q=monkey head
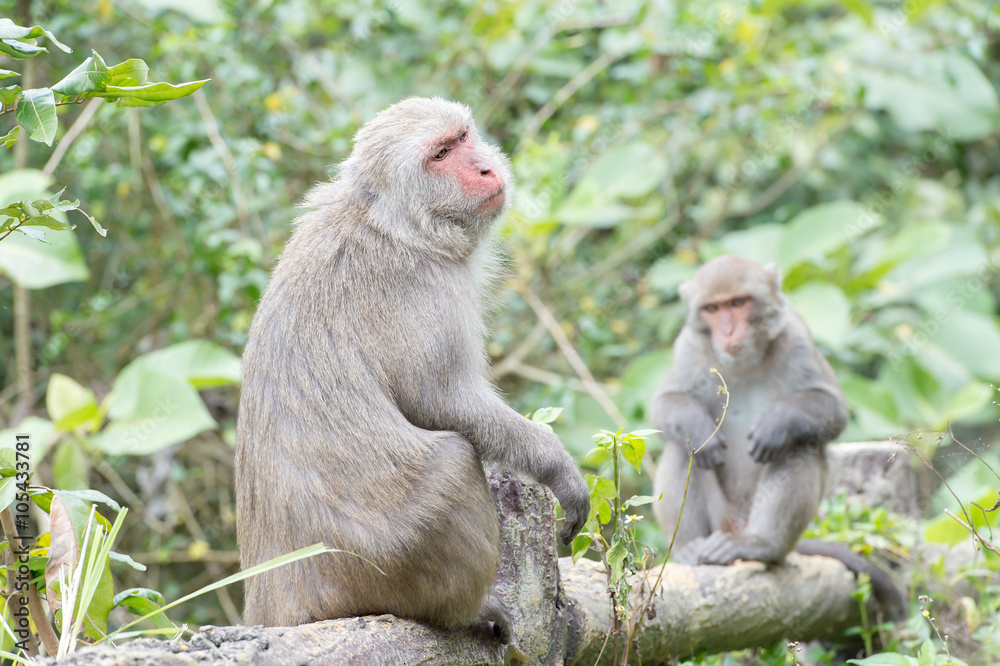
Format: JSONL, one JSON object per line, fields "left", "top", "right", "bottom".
{"left": 679, "top": 255, "right": 786, "bottom": 366}
{"left": 337, "top": 97, "right": 514, "bottom": 258}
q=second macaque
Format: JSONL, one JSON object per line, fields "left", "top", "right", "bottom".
{"left": 651, "top": 255, "right": 847, "bottom": 565}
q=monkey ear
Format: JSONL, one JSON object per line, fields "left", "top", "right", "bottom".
{"left": 678, "top": 280, "right": 691, "bottom": 303}
{"left": 763, "top": 262, "right": 782, "bottom": 292}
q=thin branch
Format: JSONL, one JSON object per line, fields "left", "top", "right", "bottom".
{"left": 516, "top": 47, "right": 628, "bottom": 152}
{"left": 520, "top": 285, "right": 627, "bottom": 427}
{"left": 491, "top": 322, "right": 547, "bottom": 379}
{"left": 479, "top": 14, "right": 632, "bottom": 125}
{"left": 42, "top": 97, "right": 102, "bottom": 176}
{"left": 0, "top": 507, "right": 40, "bottom": 655}
{"left": 192, "top": 89, "right": 260, "bottom": 239}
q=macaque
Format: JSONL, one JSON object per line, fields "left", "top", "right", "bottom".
{"left": 235, "top": 97, "right": 590, "bottom": 642}
{"left": 651, "top": 256, "right": 904, "bottom": 617}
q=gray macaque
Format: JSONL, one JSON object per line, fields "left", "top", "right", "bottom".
{"left": 652, "top": 256, "right": 905, "bottom": 618}
{"left": 235, "top": 97, "right": 590, "bottom": 642}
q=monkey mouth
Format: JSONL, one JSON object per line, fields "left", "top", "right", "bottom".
{"left": 481, "top": 186, "right": 506, "bottom": 209}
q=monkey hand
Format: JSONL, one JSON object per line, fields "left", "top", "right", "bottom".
{"left": 748, "top": 404, "right": 795, "bottom": 464}
{"left": 692, "top": 434, "right": 727, "bottom": 470}
{"left": 547, "top": 466, "right": 590, "bottom": 545}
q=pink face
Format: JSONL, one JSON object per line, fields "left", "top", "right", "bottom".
{"left": 425, "top": 126, "right": 506, "bottom": 213}
{"left": 700, "top": 294, "right": 754, "bottom": 355}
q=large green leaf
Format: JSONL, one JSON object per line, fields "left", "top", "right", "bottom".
{"left": 555, "top": 141, "right": 668, "bottom": 227}
{"left": 91, "top": 371, "right": 217, "bottom": 456}
{"left": 927, "top": 310, "right": 1000, "bottom": 381}
{"left": 716, "top": 224, "right": 784, "bottom": 267}
{"left": 0, "top": 19, "right": 71, "bottom": 55}
{"left": 93, "top": 79, "right": 210, "bottom": 107}
{"left": 46, "top": 374, "right": 99, "bottom": 433}
{"left": 15, "top": 87, "right": 58, "bottom": 145}
{"left": 860, "top": 52, "right": 1000, "bottom": 141}
{"left": 0, "top": 228, "right": 90, "bottom": 288}
{"left": 787, "top": 282, "right": 851, "bottom": 350}
{"left": 778, "top": 201, "right": 869, "bottom": 268}
{"left": 0, "top": 416, "right": 55, "bottom": 470}
{"left": 112, "top": 340, "right": 242, "bottom": 399}
{"left": 52, "top": 51, "right": 111, "bottom": 96}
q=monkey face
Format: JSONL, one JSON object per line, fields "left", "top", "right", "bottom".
{"left": 426, "top": 126, "right": 507, "bottom": 214}
{"left": 699, "top": 294, "right": 754, "bottom": 357}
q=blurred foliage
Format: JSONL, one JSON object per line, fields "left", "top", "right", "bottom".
{"left": 0, "top": 0, "right": 998, "bottom": 638}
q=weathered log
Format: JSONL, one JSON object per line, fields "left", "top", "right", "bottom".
{"left": 40, "top": 442, "right": 914, "bottom": 665}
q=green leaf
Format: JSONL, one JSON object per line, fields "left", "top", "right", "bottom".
{"left": 778, "top": 201, "right": 869, "bottom": 268}
{"left": 46, "top": 374, "right": 99, "bottom": 432}
{"left": 113, "top": 340, "right": 242, "bottom": 392}
{"left": 109, "top": 551, "right": 146, "bottom": 571}
{"left": 52, "top": 51, "right": 111, "bottom": 96}
{"left": 621, "top": 434, "right": 645, "bottom": 474}
{"left": 0, "top": 69, "right": 16, "bottom": 80}
{"left": 0, "top": 38, "right": 48, "bottom": 59}
{"left": 917, "top": 639, "right": 936, "bottom": 666}
{"left": 530, "top": 406, "right": 563, "bottom": 424}
{"left": 0, "top": 126, "right": 19, "bottom": 148}
{"left": 607, "top": 538, "right": 628, "bottom": 585}
{"left": 93, "top": 79, "right": 210, "bottom": 107}
{"left": 597, "top": 500, "right": 611, "bottom": 524}
{"left": 555, "top": 141, "right": 668, "bottom": 227}
{"left": 55, "top": 489, "right": 121, "bottom": 514}
{"left": 787, "top": 282, "right": 852, "bottom": 351}
{"left": 648, "top": 257, "right": 698, "bottom": 295}
{"left": 928, "top": 311, "right": 1000, "bottom": 381}
{"left": 571, "top": 533, "right": 593, "bottom": 562}
{"left": 91, "top": 371, "right": 217, "bottom": 455}
{"left": 0, "top": 19, "right": 71, "bottom": 54}
{"left": 717, "top": 224, "right": 785, "bottom": 267}
{"left": 622, "top": 494, "right": 661, "bottom": 509}
{"left": 15, "top": 87, "right": 57, "bottom": 145}
{"left": 107, "top": 59, "right": 149, "bottom": 87}
{"left": 52, "top": 438, "right": 89, "bottom": 491}
{"left": 591, "top": 476, "right": 617, "bottom": 501}
{"left": 0, "top": 417, "right": 54, "bottom": 471}
{"left": 860, "top": 52, "right": 1000, "bottom": 141}
{"left": 0, "top": 85, "right": 20, "bottom": 113}
{"left": 111, "top": 590, "right": 175, "bottom": 630}
{"left": 0, "top": 476, "right": 17, "bottom": 512}
{"left": 0, "top": 227, "right": 89, "bottom": 288}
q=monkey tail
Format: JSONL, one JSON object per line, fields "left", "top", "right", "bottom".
{"left": 795, "top": 539, "right": 908, "bottom": 621}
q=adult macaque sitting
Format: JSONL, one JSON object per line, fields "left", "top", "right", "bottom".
{"left": 651, "top": 255, "right": 904, "bottom": 617}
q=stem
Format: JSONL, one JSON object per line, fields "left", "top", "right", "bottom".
{"left": 628, "top": 370, "right": 730, "bottom": 646}
{"left": 0, "top": 506, "right": 38, "bottom": 655}
{"left": 611, "top": 434, "right": 622, "bottom": 665}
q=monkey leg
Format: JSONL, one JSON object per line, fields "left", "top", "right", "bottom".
{"left": 653, "top": 441, "right": 730, "bottom": 561}
{"left": 245, "top": 434, "right": 506, "bottom": 634}
{"left": 694, "top": 446, "right": 825, "bottom": 565}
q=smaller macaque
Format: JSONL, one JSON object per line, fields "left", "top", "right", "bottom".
{"left": 652, "top": 255, "right": 904, "bottom": 618}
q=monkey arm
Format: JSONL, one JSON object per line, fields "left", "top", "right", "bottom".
{"left": 397, "top": 379, "right": 590, "bottom": 545}
{"left": 651, "top": 389, "right": 727, "bottom": 469}
{"left": 747, "top": 387, "right": 847, "bottom": 464}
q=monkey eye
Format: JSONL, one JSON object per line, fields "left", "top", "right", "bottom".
{"left": 459, "top": 131, "right": 468, "bottom": 142}
{"left": 433, "top": 147, "right": 449, "bottom": 160}
{"left": 730, "top": 297, "right": 749, "bottom": 308}
{"left": 702, "top": 303, "right": 719, "bottom": 314}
